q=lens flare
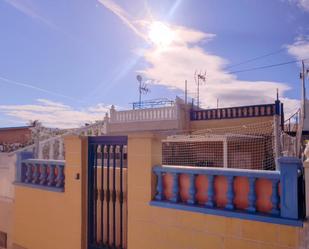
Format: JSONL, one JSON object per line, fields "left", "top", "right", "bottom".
{"left": 148, "top": 21, "right": 174, "bottom": 48}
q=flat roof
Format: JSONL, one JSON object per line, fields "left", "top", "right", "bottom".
{"left": 0, "top": 126, "right": 33, "bottom": 131}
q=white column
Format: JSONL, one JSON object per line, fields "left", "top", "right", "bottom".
{"left": 34, "top": 129, "right": 40, "bottom": 158}
{"left": 223, "top": 138, "right": 228, "bottom": 168}
{"left": 304, "top": 142, "right": 309, "bottom": 218}
{"left": 58, "top": 139, "right": 64, "bottom": 160}
{"left": 38, "top": 142, "right": 43, "bottom": 159}
{"left": 49, "top": 141, "right": 54, "bottom": 159}
{"left": 110, "top": 105, "right": 116, "bottom": 122}
{"left": 104, "top": 113, "right": 109, "bottom": 134}
{"left": 98, "top": 125, "right": 102, "bottom": 136}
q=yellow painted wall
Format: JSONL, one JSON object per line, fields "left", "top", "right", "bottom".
{"left": 12, "top": 136, "right": 87, "bottom": 249}
{"left": 0, "top": 199, "right": 13, "bottom": 249}
{"left": 11, "top": 133, "right": 305, "bottom": 249}
{"left": 190, "top": 116, "right": 273, "bottom": 131}
{"left": 127, "top": 133, "right": 302, "bottom": 249}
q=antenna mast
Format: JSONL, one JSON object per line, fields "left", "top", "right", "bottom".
{"left": 194, "top": 71, "right": 207, "bottom": 109}
{"left": 136, "top": 75, "right": 150, "bottom": 108}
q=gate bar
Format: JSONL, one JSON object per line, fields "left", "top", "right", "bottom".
{"left": 112, "top": 145, "right": 116, "bottom": 247}
{"left": 106, "top": 145, "right": 110, "bottom": 245}
{"left": 120, "top": 145, "right": 124, "bottom": 248}
{"left": 100, "top": 145, "right": 104, "bottom": 244}
{"left": 94, "top": 145, "right": 98, "bottom": 244}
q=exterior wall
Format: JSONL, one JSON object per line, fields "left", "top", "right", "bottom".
{"left": 107, "top": 98, "right": 189, "bottom": 134}
{"left": 108, "top": 119, "right": 181, "bottom": 134}
{"left": 0, "top": 127, "right": 32, "bottom": 144}
{"left": 10, "top": 133, "right": 306, "bottom": 249}
{"left": 0, "top": 200, "right": 13, "bottom": 249}
{"left": 0, "top": 153, "right": 16, "bottom": 200}
{"left": 190, "top": 116, "right": 274, "bottom": 131}
{"left": 127, "top": 134, "right": 303, "bottom": 249}
{"left": 0, "top": 153, "right": 16, "bottom": 249}
{"left": 12, "top": 136, "right": 86, "bottom": 249}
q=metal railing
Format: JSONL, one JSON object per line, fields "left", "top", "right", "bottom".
{"left": 11, "top": 120, "right": 106, "bottom": 160}
{"left": 191, "top": 103, "right": 278, "bottom": 121}
{"left": 132, "top": 99, "right": 174, "bottom": 110}
{"left": 284, "top": 109, "right": 300, "bottom": 133}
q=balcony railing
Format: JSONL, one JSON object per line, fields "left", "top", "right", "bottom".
{"left": 15, "top": 152, "right": 65, "bottom": 192}
{"left": 190, "top": 102, "right": 280, "bottom": 121}
{"left": 151, "top": 157, "right": 305, "bottom": 226}
{"left": 110, "top": 105, "right": 178, "bottom": 123}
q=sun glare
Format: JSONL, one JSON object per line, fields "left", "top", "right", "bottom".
{"left": 148, "top": 21, "right": 174, "bottom": 48}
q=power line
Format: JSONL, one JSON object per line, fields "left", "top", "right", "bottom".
{"left": 228, "top": 58, "right": 309, "bottom": 74}
{"left": 226, "top": 48, "right": 286, "bottom": 69}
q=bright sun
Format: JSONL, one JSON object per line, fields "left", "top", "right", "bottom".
{"left": 148, "top": 21, "right": 174, "bottom": 48}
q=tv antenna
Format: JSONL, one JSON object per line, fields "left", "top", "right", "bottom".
{"left": 137, "top": 75, "right": 150, "bottom": 107}
{"left": 194, "top": 70, "right": 207, "bottom": 109}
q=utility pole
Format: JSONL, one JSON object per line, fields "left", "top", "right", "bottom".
{"left": 301, "top": 60, "right": 306, "bottom": 119}
{"left": 296, "top": 60, "right": 308, "bottom": 158}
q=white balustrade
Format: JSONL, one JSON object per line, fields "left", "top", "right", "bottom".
{"left": 37, "top": 137, "right": 67, "bottom": 160}
{"left": 59, "top": 139, "right": 64, "bottom": 160}
{"left": 110, "top": 106, "right": 178, "bottom": 123}
{"left": 12, "top": 120, "right": 106, "bottom": 161}
{"left": 38, "top": 144, "right": 44, "bottom": 159}
{"left": 49, "top": 141, "right": 54, "bottom": 159}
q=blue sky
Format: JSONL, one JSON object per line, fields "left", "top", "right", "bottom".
{"left": 0, "top": 0, "right": 308, "bottom": 127}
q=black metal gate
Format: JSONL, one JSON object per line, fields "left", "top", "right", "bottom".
{"left": 88, "top": 136, "right": 128, "bottom": 249}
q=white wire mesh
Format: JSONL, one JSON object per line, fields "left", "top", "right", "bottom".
{"left": 162, "top": 120, "right": 296, "bottom": 170}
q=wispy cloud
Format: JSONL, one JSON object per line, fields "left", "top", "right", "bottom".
{"left": 293, "top": 0, "right": 309, "bottom": 12}
{"left": 0, "top": 99, "right": 110, "bottom": 128}
{"left": 3, "top": 0, "right": 58, "bottom": 30}
{"left": 282, "top": 0, "right": 309, "bottom": 12}
{"left": 3, "top": 0, "right": 76, "bottom": 41}
{"left": 299, "top": 0, "right": 309, "bottom": 11}
{"left": 98, "top": 0, "right": 147, "bottom": 41}
{"left": 286, "top": 35, "right": 309, "bottom": 61}
{"left": 0, "top": 75, "right": 84, "bottom": 103}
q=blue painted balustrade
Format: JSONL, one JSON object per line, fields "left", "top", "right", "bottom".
{"left": 15, "top": 152, "right": 65, "bottom": 192}
{"left": 190, "top": 102, "right": 281, "bottom": 121}
{"left": 151, "top": 157, "right": 305, "bottom": 227}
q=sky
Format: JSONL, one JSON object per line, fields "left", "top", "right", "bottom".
{"left": 0, "top": 0, "right": 308, "bottom": 128}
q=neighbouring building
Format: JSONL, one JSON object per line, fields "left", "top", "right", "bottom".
{"left": 0, "top": 126, "right": 33, "bottom": 152}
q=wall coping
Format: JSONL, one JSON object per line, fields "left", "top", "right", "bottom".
{"left": 150, "top": 201, "right": 303, "bottom": 227}
{"left": 14, "top": 182, "right": 64, "bottom": 193}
